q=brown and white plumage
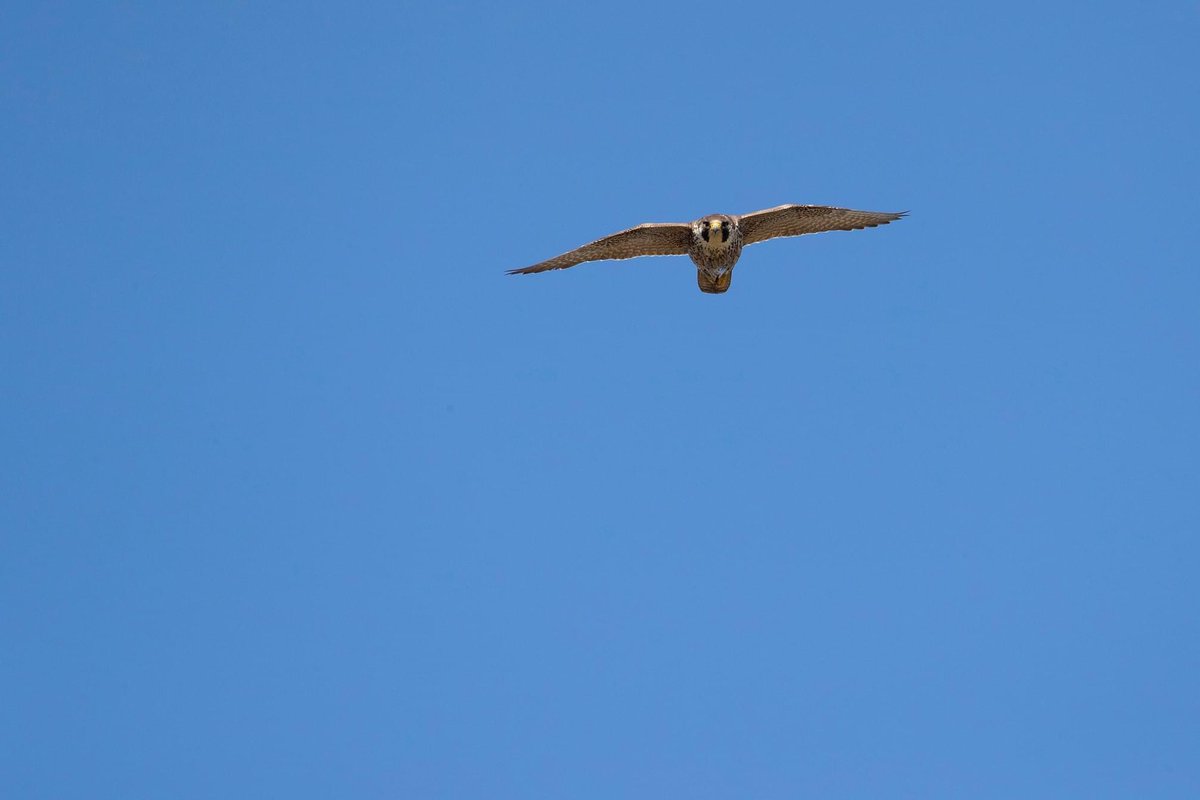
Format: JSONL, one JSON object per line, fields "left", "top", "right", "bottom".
{"left": 506, "top": 223, "right": 692, "bottom": 274}
{"left": 508, "top": 204, "right": 906, "bottom": 294}
{"left": 738, "top": 204, "right": 905, "bottom": 245}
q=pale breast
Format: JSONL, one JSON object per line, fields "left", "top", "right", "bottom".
{"left": 688, "top": 236, "right": 743, "bottom": 270}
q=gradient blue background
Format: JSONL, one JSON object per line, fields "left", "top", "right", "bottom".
{"left": 3, "top": 3, "right": 1198, "bottom": 797}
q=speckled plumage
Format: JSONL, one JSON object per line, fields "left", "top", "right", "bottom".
{"left": 507, "top": 204, "right": 906, "bottom": 294}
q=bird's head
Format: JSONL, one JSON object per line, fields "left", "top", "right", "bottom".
{"left": 695, "top": 215, "right": 733, "bottom": 246}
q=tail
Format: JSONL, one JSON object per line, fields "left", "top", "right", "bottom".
{"left": 697, "top": 270, "right": 733, "bottom": 294}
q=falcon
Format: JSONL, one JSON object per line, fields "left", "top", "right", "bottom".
{"left": 507, "top": 204, "right": 906, "bottom": 294}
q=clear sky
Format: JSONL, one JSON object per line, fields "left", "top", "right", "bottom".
{"left": 3, "top": 3, "right": 1198, "bottom": 798}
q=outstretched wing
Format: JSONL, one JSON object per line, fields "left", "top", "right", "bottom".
{"left": 507, "top": 222, "right": 692, "bottom": 275}
{"left": 738, "top": 205, "right": 906, "bottom": 246}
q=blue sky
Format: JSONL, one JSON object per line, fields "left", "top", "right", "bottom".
{"left": 2, "top": 3, "right": 1198, "bottom": 798}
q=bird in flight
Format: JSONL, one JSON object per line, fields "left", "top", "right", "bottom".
{"left": 507, "top": 204, "right": 906, "bottom": 293}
